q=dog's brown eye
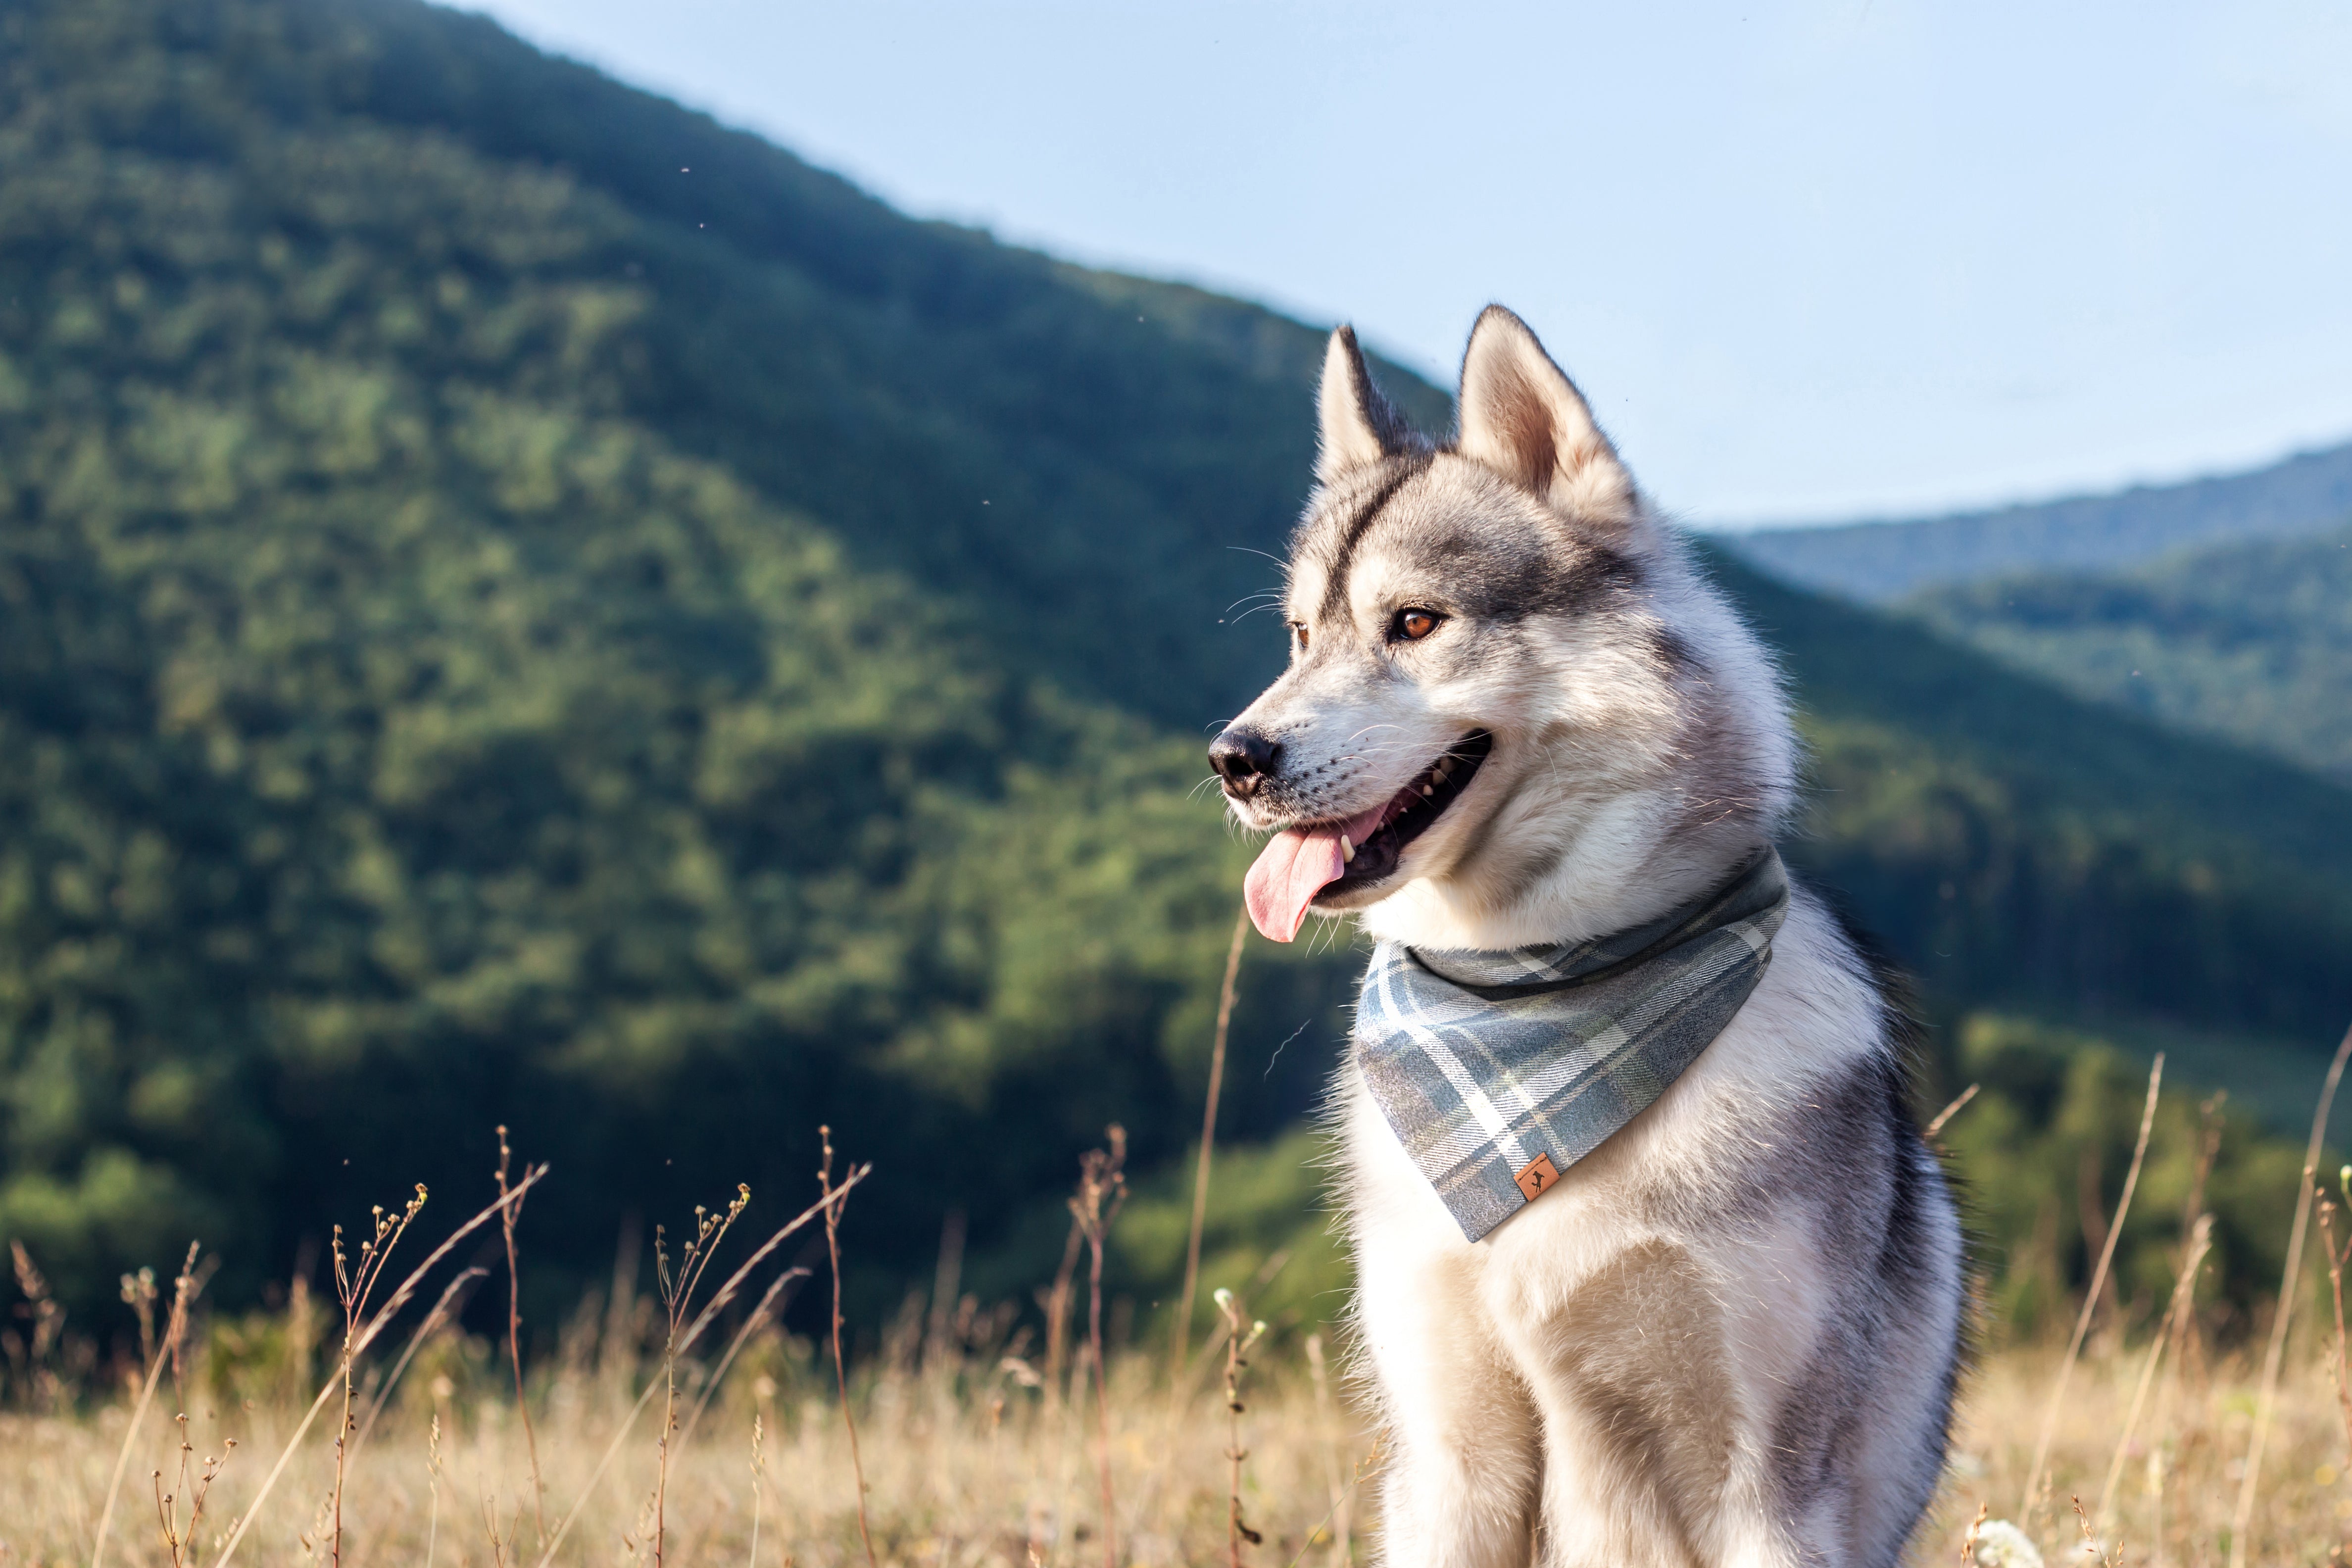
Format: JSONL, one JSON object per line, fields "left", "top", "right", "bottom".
{"left": 1395, "top": 609, "right": 1441, "bottom": 641}
{"left": 1290, "top": 621, "right": 1309, "bottom": 651}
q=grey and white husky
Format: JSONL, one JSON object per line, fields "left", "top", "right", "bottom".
{"left": 1209, "top": 308, "right": 1963, "bottom": 1566}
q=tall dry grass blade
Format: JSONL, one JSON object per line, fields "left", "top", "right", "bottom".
{"left": 2226, "top": 1016, "right": 2352, "bottom": 1568}
{"left": 2094, "top": 1213, "right": 2212, "bottom": 1528}
{"left": 1925, "top": 1082, "right": 1980, "bottom": 1141}
{"left": 926, "top": 1207, "right": 967, "bottom": 1378}
{"left": 349, "top": 1266, "right": 486, "bottom": 1457}
{"left": 494, "top": 1127, "right": 549, "bottom": 1544}
{"left": 531, "top": 1168, "right": 869, "bottom": 1568}
{"left": 1174, "top": 905, "right": 1248, "bottom": 1380}
{"left": 212, "top": 1165, "right": 547, "bottom": 1568}
{"left": 819, "top": 1126, "right": 882, "bottom": 1568}
{"left": 1215, "top": 1287, "right": 1269, "bottom": 1568}
{"left": 2021, "top": 1052, "right": 2162, "bottom": 1522}
{"left": 676, "top": 1267, "right": 806, "bottom": 1453}
{"left": 2317, "top": 1175, "right": 2352, "bottom": 1454}
{"left": 1302, "top": 1333, "right": 1349, "bottom": 1568}
{"left": 90, "top": 1241, "right": 200, "bottom": 1568}
{"left": 1071, "top": 1127, "right": 1129, "bottom": 1568}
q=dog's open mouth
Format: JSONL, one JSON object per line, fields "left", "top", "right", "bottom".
{"left": 1242, "top": 731, "right": 1493, "bottom": 942}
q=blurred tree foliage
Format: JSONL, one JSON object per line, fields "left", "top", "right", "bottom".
{"left": 1938, "top": 1015, "right": 2311, "bottom": 1346}
{"left": 1912, "top": 523, "right": 2352, "bottom": 783}
{"left": 0, "top": 0, "right": 2345, "bottom": 1333}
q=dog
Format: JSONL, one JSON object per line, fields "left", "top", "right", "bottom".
{"left": 1208, "top": 307, "right": 1963, "bottom": 1567}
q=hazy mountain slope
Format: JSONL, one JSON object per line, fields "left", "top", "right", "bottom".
{"left": 1908, "top": 524, "right": 2352, "bottom": 782}
{"left": 1724, "top": 441, "right": 2352, "bottom": 601}
{"left": 1, "top": 0, "right": 2348, "bottom": 1318}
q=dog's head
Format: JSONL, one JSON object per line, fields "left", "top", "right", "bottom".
{"left": 1212, "top": 307, "right": 1796, "bottom": 950}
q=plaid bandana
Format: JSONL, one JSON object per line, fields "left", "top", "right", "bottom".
{"left": 1354, "top": 850, "right": 1790, "bottom": 1241}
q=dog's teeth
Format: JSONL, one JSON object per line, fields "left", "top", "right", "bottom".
{"left": 1341, "top": 835, "right": 1355, "bottom": 862}
{"left": 1437, "top": 758, "right": 1453, "bottom": 776}
{"left": 1421, "top": 784, "right": 1433, "bottom": 796}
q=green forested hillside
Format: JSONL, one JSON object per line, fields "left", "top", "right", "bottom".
{"left": 1909, "top": 524, "right": 2352, "bottom": 783}
{"left": 0, "top": 0, "right": 2345, "bottom": 1326}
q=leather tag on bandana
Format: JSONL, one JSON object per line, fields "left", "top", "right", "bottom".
{"left": 1515, "top": 1154, "right": 1561, "bottom": 1202}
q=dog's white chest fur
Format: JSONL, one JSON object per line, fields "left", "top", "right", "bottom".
{"left": 1338, "top": 892, "right": 1960, "bottom": 1567}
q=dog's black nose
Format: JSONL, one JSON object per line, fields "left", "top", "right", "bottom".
{"left": 1208, "top": 727, "right": 1282, "bottom": 799}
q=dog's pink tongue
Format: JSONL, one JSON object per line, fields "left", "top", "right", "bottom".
{"left": 1243, "top": 803, "right": 1388, "bottom": 942}
{"left": 1244, "top": 828, "right": 1346, "bottom": 943}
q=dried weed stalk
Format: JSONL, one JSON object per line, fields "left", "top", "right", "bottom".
{"left": 329, "top": 1184, "right": 430, "bottom": 1568}
{"left": 820, "top": 1124, "right": 881, "bottom": 1568}
{"left": 9, "top": 1240, "right": 63, "bottom": 1410}
{"left": 92, "top": 1240, "right": 204, "bottom": 1568}
{"left": 2094, "top": 1212, "right": 2213, "bottom": 1530}
{"left": 2316, "top": 1164, "right": 2352, "bottom": 1457}
{"left": 1215, "top": 1286, "right": 1269, "bottom": 1568}
{"left": 1070, "top": 1125, "right": 1129, "bottom": 1568}
{"left": 150, "top": 1412, "right": 235, "bottom": 1568}
{"left": 495, "top": 1126, "right": 549, "bottom": 1544}
{"left": 652, "top": 1182, "right": 752, "bottom": 1567}
{"left": 2022, "top": 1052, "right": 2161, "bottom": 1523}
{"left": 1176, "top": 908, "right": 1249, "bottom": 1381}
{"left": 532, "top": 1163, "right": 865, "bottom": 1568}
{"left": 425, "top": 1413, "right": 444, "bottom": 1568}
{"left": 350, "top": 1265, "right": 486, "bottom": 1458}
{"left": 2228, "top": 1016, "right": 2352, "bottom": 1568}
{"left": 214, "top": 1162, "right": 548, "bottom": 1568}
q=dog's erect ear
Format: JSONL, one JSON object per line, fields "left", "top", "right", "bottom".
{"left": 1456, "top": 305, "right": 1635, "bottom": 525}
{"left": 1317, "top": 325, "right": 1421, "bottom": 484}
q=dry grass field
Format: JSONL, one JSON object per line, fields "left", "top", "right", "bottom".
{"left": 4, "top": 1042, "right": 2349, "bottom": 1568}
{"left": 0, "top": 1311, "right": 2346, "bottom": 1568}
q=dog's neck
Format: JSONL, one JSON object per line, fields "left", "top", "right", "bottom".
{"left": 1357, "top": 788, "right": 1773, "bottom": 953}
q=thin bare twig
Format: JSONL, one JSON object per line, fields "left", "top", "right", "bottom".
{"left": 350, "top": 1266, "right": 486, "bottom": 1457}
{"left": 2022, "top": 1053, "right": 2162, "bottom": 1522}
{"left": 675, "top": 1267, "right": 808, "bottom": 1453}
{"left": 1216, "top": 1287, "right": 1269, "bottom": 1568}
{"left": 1175, "top": 907, "right": 1248, "bottom": 1380}
{"left": 821, "top": 1125, "right": 881, "bottom": 1568}
{"left": 2318, "top": 1173, "right": 2352, "bottom": 1456}
{"left": 1072, "top": 1126, "right": 1129, "bottom": 1568}
{"left": 2228, "top": 1017, "right": 2352, "bottom": 1568}
{"left": 495, "top": 1127, "right": 548, "bottom": 1544}
{"left": 1924, "top": 1082, "right": 1980, "bottom": 1141}
{"left": 2095, "top": 1213, "right": 2213, "bottom": 1528}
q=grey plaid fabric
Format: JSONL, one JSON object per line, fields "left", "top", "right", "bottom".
{"left": 1355, "top": 850, "right": 1790, "bottom": 1241}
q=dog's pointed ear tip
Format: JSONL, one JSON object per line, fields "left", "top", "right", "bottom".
{"left": 1466, "top": 304, "right": 1541, "bottom": 354}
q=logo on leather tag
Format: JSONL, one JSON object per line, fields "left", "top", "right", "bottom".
{"left": 1514, "top": 1153, "right": 1560, "bottom": 1201}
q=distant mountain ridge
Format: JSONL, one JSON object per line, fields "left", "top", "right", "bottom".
{"left": 1724, "top": 439, "right": 2352, "bottom": 601}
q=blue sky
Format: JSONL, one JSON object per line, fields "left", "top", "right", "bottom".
{"left": 468, "top": 0, "right": 2352, "bottom": 528}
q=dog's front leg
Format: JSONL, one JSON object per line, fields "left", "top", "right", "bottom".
{"left": 1357, "top": 1240, "right": 1542, "bottom": 1568}
{"left": 1345, "top": 1078, "right": 1541, "bottom": 1568}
